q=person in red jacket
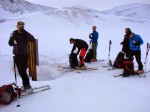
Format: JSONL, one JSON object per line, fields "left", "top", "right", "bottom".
{"left": 70, "top": 38, "right": 88, "bottom": 68}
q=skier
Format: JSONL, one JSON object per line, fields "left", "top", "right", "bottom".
{"left": 89, "top": 26, "right": 99, "bottom": 62}
{"left": 8, "top": 21, "right": 35, "bottom": 91}
{"left": 128, "top": 32, "right": 144, "bottom": 74}
{"left": 120, "top": 28, "right": 132, "bottom": 57}
{"left": 69, "top": 38, "right": 88, "bottom": 69}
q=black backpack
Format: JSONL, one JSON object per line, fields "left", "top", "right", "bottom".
{"left": 84, "top": 49, "right": 93, "bottom": 63}
{"left": 113, "top": 51, "right": 124, "bottom": 68}
{"left": 122, "top": 59, "right": 136, "bottom": 77}
{"left": 69, "top": 53, "right": 78, "bottom": 68}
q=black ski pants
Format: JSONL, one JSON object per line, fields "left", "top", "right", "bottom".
{"left": 14, "top": 55, "right": 30, "bottom": 87}
{"left": 128, "top": 50, "right": 143, "bottom": 70}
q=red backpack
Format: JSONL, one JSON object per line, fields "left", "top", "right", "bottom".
{"left": 113, "top": 51, "right": 124, "bottom": 68}
{"left": 0, "top": 83, "right": 21, "bottom": 105}
{"left": 122, "top": 59, "right": 136, "bottom": 77}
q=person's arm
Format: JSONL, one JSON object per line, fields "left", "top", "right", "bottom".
{"left": 71, "top": 45, "right": 76, "bottom": 54}
{"left": 138, "top": 35, "right": 144, "bottom": 45}
{"left": 8, "top": 31, "right": 16, "bottom": 46}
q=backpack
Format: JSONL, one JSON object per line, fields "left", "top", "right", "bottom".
{"left": 0, "top": 83, "right": 21, "bottom": 105}
{"left": 84, "top": 49, "right": 93, "bottom": 63}
{"left": 122, "top": 59, "right": 136, "bottom": 77}
{"left": 113, "top": 51, "right": 124, "bottom": 68}
{"left": 69, "top": 53, "right": 78, "bottom": 68}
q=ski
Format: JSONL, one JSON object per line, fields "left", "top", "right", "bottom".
{"left": 114, "top": 74, "right": 122, "bottom": 77}
{"left": 58, "top": 65, "right": 98, "bottom": 72}
{"left": 102, "top": 65, "right": 113, "bottom": 68}
{"left": 108, "top": 67, "right": 122, "bottom": 70}
{"left": 21, "top": 85, "right": 51, "bottom": 97}
{"left": 114, "top": 71, "right": 150, "bottom": 78}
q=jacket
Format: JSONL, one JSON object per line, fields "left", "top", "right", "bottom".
{"left": 89, "top": 31, "right": 99, "bottom": 43}
{"left": 71, "top": 39, "right": 88, "bottom": 55}
{"left": 8, "top": 30, "right": 35, "bottom": 55}
{"left": 129, "top": 34, "right": 144, "bottom": 51}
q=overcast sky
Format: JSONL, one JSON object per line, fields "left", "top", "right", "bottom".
{"left": 28, "top": 0, "right": 150, "bottom": 10}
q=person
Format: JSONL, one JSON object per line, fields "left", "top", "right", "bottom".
{"left": 120, "top": 28, "right": 132, "bottom": 57}
{"left": 128, "top": 32, "right": 144, "bottom": 74}
{"left": 89, "top": 26, "right": 99, "bottom": 62}
{"left": 8, "top": 21, "right": 35, "bottom": 91}
{"left": 69, "top": 38, "right": 88, "bottom": 68}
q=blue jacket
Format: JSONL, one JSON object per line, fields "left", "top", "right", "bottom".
{"left": 129, "top": 34, "right": 144, "bottom": 51}
{"left": 89, "top": 31, "right": 99, "bottom": 43}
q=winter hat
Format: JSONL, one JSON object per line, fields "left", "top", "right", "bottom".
{"left": 69, "top": 38, "right": 74, "bottom": 44}
{"left": 17, "top": 21, "right": 25, "bottom": 26}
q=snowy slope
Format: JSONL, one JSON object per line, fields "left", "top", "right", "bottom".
{"left": 101, "top": 3, "right": 150, "bottom": 20}
{"left": 0, "top": 0, "right": 54, "bottom": 13}
{"left": 42, "top": 5, "right": 105, "bottom": 25}
{"left": 0, "top": 0, "right": 55, "bottom": 21}
{"left": 0, "top": 2, "right": 150, "bottom": 112}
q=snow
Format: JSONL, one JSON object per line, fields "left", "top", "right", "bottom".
{"left": 0, "top": 1, "right": 150, "bottom": 112}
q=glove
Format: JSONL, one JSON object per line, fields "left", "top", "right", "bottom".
{"left": 13, "top": 40, "right": 17, "bottom": 45}
{"left": 89, "top": 33, "right": 92, "bottom": 38}
{"left": 132, "top": 40, "right": 139, "bottom": 46}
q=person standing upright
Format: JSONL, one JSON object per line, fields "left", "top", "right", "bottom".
{"left": 89, "top": 26, "right": 99, "bottom": 62}
{"left": 120, "top": 28, "right": 132, "bottom": 57}
{"left": 128, "top": 32, "right": 144, "bottom": 74}
{"left": 8, "top": 21, "right": 35, "bottom": 91}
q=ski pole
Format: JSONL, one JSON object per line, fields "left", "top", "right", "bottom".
{"left": 144, "top": 43, "right": 150, "bottom": 71}
{"left": 13, "top": 56, "right": 21, "bottom": 107}
{"left": 108, "top": 40, "right": 112, "bottom": 65}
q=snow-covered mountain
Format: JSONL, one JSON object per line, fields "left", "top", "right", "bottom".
{"left": 101, "top": 3, "right": 150, "bottom": 20}
{"left": 42, "top": 5, "right": 105, "bottom": 25}
{"left": 0, "top": 0, "right": 54, "bottom": 14}
{"left": 0, "top": 0, "right": 55, "bottom": 22}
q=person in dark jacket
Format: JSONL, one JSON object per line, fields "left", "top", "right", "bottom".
{"left": 70, "top": 38, "right": 88, "bottom": 68}
{"left": 120, "top": 28, "right": 132, "bottom": 57}
{"left": 8, "top": 21, "right": 35, "bottom": 91}
{"left": 128, "top": 32, "right": 144, "bottom": 74}
{"left": 89, "top": 26, "right": 99, "bottom": 62}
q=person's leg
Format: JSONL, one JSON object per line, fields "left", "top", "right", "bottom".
{"left": 128, "top": 50, "right": 134, "bottom": 60}
{"left": 92, "top": 42, "right": 97, "bottom": 60}
{"left": 79, "top": 48, "right": 86, "bottom": 66}
{"left": 135, "top": 50, "right": 143, "bottom": 71}
{"left": 15, "top": 55, "right": 30, "bottom": 89}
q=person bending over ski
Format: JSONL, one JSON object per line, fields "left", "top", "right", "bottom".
{"left": 69, "top": 38, "right": 88, "bottom": 68}
{"left": 89, "top": 26, "right": 99, "bottom": 62}
{"left": 8, "top": 21, "right": 35, "bottom": 91}
{"left": 120, "top": 28, "right": 132, "bottom": 57}
{"left": 128, "top": 32, "right": 144, "bottom": 74}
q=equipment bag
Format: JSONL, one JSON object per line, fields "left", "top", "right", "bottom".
{"left": 113, "top": 51, "right": 124, "bottom": 68}
{"left": 84, "top": 49, "right": 93, "bottom": 63}
{"left": 0, "top": 83, "right": 21, "bottom": 105}
{"left": 69, "top": 53, "right": 78, "bottom": 68}
{"left": 122, "top": 59, "right": 136, "bottom": 77}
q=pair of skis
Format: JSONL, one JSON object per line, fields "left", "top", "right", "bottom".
{"left": 21, "top": 85, "right": 51, "bottom": 97}
{"left": 114, "top": 71, "right": 150, "bottom": 77}
{"left": 14, "top": 85, "right": 50, "bottom": 107}
{"left": 102, "top": 40, "right": 113, "bottom": 68}
{"left": 57, "top": 65, "right": 98, "bottom": 73}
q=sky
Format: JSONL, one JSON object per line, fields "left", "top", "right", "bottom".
{"left": 28, "top": 0, "right": 150, "bottom": 10}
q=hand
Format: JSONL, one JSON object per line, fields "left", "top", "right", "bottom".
{"left": 89, "top": 33, "right": 92, "bottom": 38}
{"left": 14, "top": 40, "right": 17, "bottom": 45}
